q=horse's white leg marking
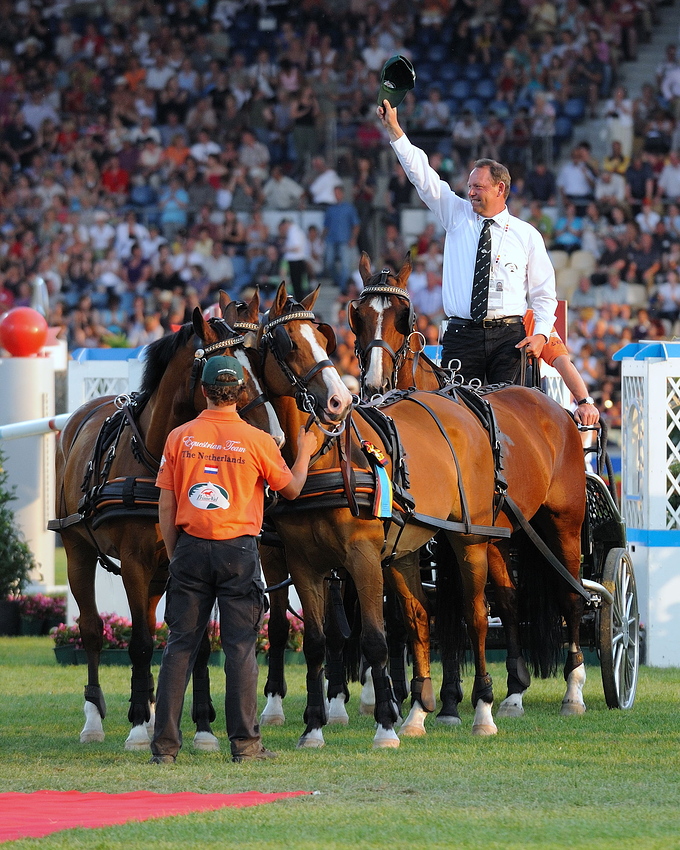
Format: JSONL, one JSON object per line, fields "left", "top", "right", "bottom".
{"left": 560, "top": 663, "right": 586, "bottom": 715}
{"left": 297, "top": 728, "right": 325, "bottom": 749}
{"left": 145, "top": 703, "right": 156, "bottom": 738}
{"left": 373, "top": 725, "right": 400, "bottom": 748}
{"left": 80, "top": 700, "right": 105, "bottom": 743}
{"left": 193, "top": 731, "right": 220, "bottom": 751}
{"left": 399, "top": 701, "right": 428, "bottom": 737}
{"left": 260, "top": 693, "right": 286, "bottom": 726}
{"left": 497, "top": 691, "right": 525, "bottom": 718}
{"left": 327, "top": 694, "right": 350, "bottom": 725}
{"left": 125, "top": 722, "right": 153, "bottom": 750}
{"left": 359, "top": 667, "right": 376, "bottom": 715}
{"left": 472, "top": 700, "right": 497, "bottom": 736}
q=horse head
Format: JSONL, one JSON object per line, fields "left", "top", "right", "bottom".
{"left": 349, "top": 252, "right": 417, "bottom": 398}
{"left": 219, "top": 287, "right": 261, "bottom": 348}
{"left": 216, "top": 291, "right": 286, "bottom": 447}
{"left": 258, "top": 282, "right": 353, "bottom": 431}
{"left": 190, "top": 308, "right": 284, "bottom": 446}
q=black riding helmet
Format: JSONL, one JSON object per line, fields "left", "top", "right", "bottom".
{"left": 377, "top": 55, "right": 416, "bottom": 108}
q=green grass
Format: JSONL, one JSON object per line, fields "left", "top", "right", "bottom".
{"left": 53, "top": 546, "right": 67, "bottom": 586}
{"left": 1, "top": 636, "right": 679, "bottom": 849}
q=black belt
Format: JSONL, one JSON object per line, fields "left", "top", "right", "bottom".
{"left": 447, "top": 315, "right": 524, "bottom": 329}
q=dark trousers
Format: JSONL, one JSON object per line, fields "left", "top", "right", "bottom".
{"left": 441, "top": 322, "right": 526, "bottom": 385}
{"left": 287, "top": 258, "right": 307, "bottom": 302}
{"left": 151, "top": 533, "right": 265, "bottom": 759}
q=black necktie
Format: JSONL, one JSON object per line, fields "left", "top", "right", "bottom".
{"left": 470, "top": 219, "right": 492, "bottom": 323}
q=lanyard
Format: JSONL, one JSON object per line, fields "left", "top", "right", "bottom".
{"left": 478, "top": 215, "right": 510, "bottom": 274}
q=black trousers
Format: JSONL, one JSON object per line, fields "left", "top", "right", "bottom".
{"left": 151, "top": 533, "right": 265, "bottom": 759}
{"left": 441, "top": 322, "right": 525, "bottom": 385}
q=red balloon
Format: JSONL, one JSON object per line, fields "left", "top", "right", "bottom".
{"left": 0, "top": 307, "right": 49, "bottom": 357}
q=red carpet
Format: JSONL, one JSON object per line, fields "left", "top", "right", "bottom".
{"left": 0, "top": 789, "right": 309, "bottom": 842}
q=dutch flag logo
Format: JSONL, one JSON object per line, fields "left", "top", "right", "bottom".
{"left": 204, "top": 465, "right": 219, "bottom": 475}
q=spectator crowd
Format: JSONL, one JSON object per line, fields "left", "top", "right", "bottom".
{"left": 0, "top": 0, "right": 679, "bottom": 435}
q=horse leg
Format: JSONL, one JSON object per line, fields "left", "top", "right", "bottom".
{"left": 359, "top": 658, "right": 375, "bottom": 715}
{"left": 295, "top": 578, "right": 328, "bottom": 749}
{"left": 432, "top": 535, "right": 466, "bottom": 726}
{"left": 560, "top": 590, "right": 587, "bottom": 716}
{"left": 191, "top": 628, "right": 219, "bottom": 750}
{"left": 324, "top": 588, "right": 350, "bottom": 726}
{"left": 385, "top": 553, "right": 434, "bottom": 738}
{"left": 450, "top": 537, "right": 497, "bottom": 736}
{"left": 260, "top": 545, "right": 289, "bottom": 726}
{"left": 64, "top": 536, "right": 107, "bottom": 743}
{"left": 385, "top": 586, "right": 409, "bottom": 709}
{"left": 123, "top": 561, "right": 157, "bottom": 751}
{"left": 488, "top": 541, "right": 532, "bottom": 719}
{"left": 437, "top": 655, "right": 464, "bottom": 726}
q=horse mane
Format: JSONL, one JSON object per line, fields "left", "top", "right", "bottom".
{"left": 138, "top": 322, "right": 195, "bottom": 402}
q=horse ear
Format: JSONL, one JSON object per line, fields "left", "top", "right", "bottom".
{"left": 359, "top": 251, "right": 372, "bottom": 284}
{"left": 192, "top": 306, "right": 216, "bottom": 343}
{"left": 247, "top": 287, "right": 260, "bottom": 321}
{"left": 272, "top": 281, "right": 288, "bottom": 317}
{"left": 222, "top": 299, "right": 240, "bottom": 328}
{"left": 218, "top": 290, "right": 231, "bottom": 315}
{"left": 347, "top": 300, "right": 358, "bottom": 333}
{"left": 301, "top": 285, "right": 319, "bottom": 312}
{"left": 396, "top": 252, "right": 412, "bottom": 290}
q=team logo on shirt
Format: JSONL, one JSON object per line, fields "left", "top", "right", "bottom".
{"left": 188, "top": 482, "right": 230, "bottom": 510}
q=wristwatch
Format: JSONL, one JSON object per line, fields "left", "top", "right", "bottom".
{"left": 577, "top": 397, "right": 595, "bottom": 406}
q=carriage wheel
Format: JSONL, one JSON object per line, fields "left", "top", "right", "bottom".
{"left": 598, "top": 548, "right": 639, "bottom": 709}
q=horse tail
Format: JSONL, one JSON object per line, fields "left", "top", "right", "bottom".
{"left": 515, "top": 528, "right": 564, "bottom": 678}
{"left": 433, "top": 533, "right": 468, "bottom": 671}
{"left": 339, "top": 574, "right": 363, "bottom": 683}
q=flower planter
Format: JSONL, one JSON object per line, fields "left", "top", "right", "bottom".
{"left": 0, "top": 599, "right": 20, "bottom": 636}
{"left": 257, "top": 650, "right": 305, "bottom": 666}
{"left": 53, "top": 645, "right": 77, "bottom": 665}
{"left": 20, "top": 616, "right": 45, "bottom": 636}
{"left": 54, "top": 647, "right": 223, "bottom": 666}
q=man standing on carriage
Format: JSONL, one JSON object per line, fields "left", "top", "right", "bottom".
{"left": 377, "top": 63, "right": 560, "bottom": 388}
{"left": 150, "top": 355, "right": 316, "bottom": 764}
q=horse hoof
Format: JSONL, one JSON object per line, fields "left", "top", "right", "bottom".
{"left": 125, "top": 726, "right": 154, "bottom": 751}
{"left": 560, "top": 699, "right": 586, "bottom": 716}
{"left": 260, "top": 712, "right": 285, "bottom": 726}
{"left": 435, "top": 714, "right": 462, "bottom": 726}
{"left": 472, "top": 723, "right": 498, "bottom": 736}
{"left": 296, "top": 730, "right": 325, "bottom": 749}
{"left": 372, "top": 728, "right": 400, "bottom": 749}
{"left": 399, "top": 723, "right": 426, "bottom": 738}
{"left": 359, "top": 700, "right": 375, "bottom": 716}
{"left": 193, "top": 731, "right": 220, "bottom": 751}
{"left": 79, "top": 730, "right": 105, "bottom": 744}
{"left": 496, "top": 704, "right": 524, "bottom": 719}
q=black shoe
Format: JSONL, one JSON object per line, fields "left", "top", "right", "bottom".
{"left": 149, "top": 755, "right": 176, "bottom": 764}
{"left": 232, "top": 747, "right": 278, "bottom": 763}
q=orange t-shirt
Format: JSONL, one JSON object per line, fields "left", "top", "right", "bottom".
{"left": 156, "top": 408, "right": 293, "bottom": 540}
{"left": 523, "top": 309, "right": 568, "bottom": 368}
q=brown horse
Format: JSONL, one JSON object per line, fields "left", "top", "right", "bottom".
{"left": 256, "top": 282, "right": 587, "bottom": 748}
{"left": 52, "top": 309, "right": 281, "bottom": 749}
{"left": 349, "top": 252, "right": 589, "bottom": 733}
{"left": 217, "top": 290, "right": 304, "bottom": 728}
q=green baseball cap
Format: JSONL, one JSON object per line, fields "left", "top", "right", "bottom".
{"left": 202, "top": 355, "right": 244, "bottom": 387}
{"left": 377, "top": 55, "right": 416, "bottom": 108}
